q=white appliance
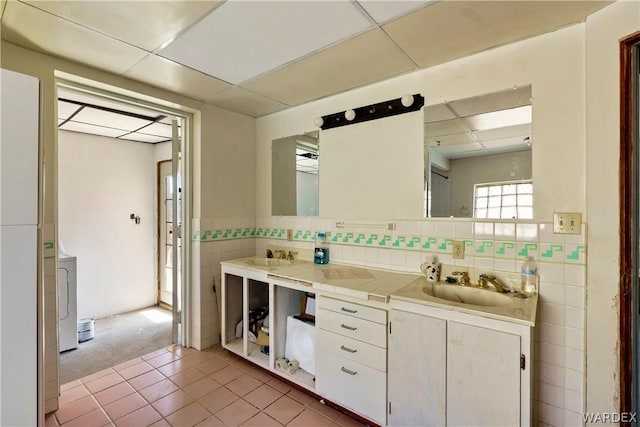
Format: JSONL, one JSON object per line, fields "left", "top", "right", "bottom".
{"left": 0, "top": 68, "right": 40, "bottom": 426}
{"left": 285, "top": 316, "right": 316, "bottom": 375}
{"left": 58, "top": 254, "right": 78, "bottom": 351}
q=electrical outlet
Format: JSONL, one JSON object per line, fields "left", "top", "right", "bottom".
{"left": 286, "top": 229, "right": 293, "bottom": 241}
{"left": 452, "top": 240, "right": 465, "bottom": 259}
{"left": 553, "top": 212, "right": 582, "bottom": 234}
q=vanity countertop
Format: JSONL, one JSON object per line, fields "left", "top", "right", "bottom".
{"left": 221, "top": 257, "right": 537, "bottom": 325}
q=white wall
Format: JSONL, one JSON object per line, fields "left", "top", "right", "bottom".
{"left": 585, "top": 1, "right": 640, "bottom": 417}
{"left": 58, "top": 130, "right": 157, "bottom": 319}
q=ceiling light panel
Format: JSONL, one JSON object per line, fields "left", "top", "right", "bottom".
{"left": 58, "top": 88, "right": 161, "bottom": 118}
{"left": 357, "top": 0, "right": 432, "bottom": 24}
{"left": 140, "top": 122, "right": 172, "bottom": 138}
{"left": 158, "top": 1, "right": 372, "bottom": 84}
{"left": 119, "top": 133, "right": 168, "bottom": 144}
{"left": 464, "top": 106, "right": 532, "bottom": 132}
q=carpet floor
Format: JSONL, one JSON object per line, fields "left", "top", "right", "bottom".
{"left": 60, "top": 306, "right": 173, "bottom": 384}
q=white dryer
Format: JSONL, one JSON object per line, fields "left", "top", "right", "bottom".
{"left": 58, "top": 254, "right": 78, "bottom": 352}
{"left": 285, "top": 316, "right": 316, "bottom": 375}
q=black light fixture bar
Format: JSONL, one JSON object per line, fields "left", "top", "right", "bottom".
{"left": 320, "top": 94, "right": 424, "bottom": 130}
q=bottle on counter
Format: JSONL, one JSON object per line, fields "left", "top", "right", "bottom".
{"left": 520, "top": 256, "right": 537, "bottom": 296}
{"left": 314, "top": 232, "right": 330, "bottom": 265}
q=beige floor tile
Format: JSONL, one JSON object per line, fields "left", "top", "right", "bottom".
{"left": 139, "top": 379, "right": 179, "bottom": 403}
{"left": 128, "top": 369, "right": 166, "bottom": 391}
{"left": 141, "top": 348, "right": 171, "bottom": 361}
{"left": 114, "top": 358, "right": 144, "bottom": 372}
{"left": 288, "top": 409, "right": 336, "bottom": 427}
{"left": 149, "top": 419, "right": 171, "bottom": 427}
{"left": 225, "top": 374, "right": 262, "bottom": 396}
{"left": 165, "top": 401, "right": 211, "bottom": 427}
{"left": 263, "top": 395, "right": 305, "bottom": 425}
{"left": 94, "top": 382, "right": 136, "bottom": 407}
{"left": 197, "top": 387, "right": 239, "bottom": 414}
{"left": 151, "top": 389, "right": 194, "bottom": 417}
{"left": 243, "top": 384, "right": 283, "bottom": 410}
{"left": 114, "top": 405, "right": 162, "bottom": 427}
{"left": 287, "top": 388, "right": 316, "bottom": 406}
{"left": 85, "top": 372, "right": 126, "bottom": 394}
{"left": 55, "top": 395, "right": 100, "bottom": 424}
{"left": 169, "top": 367, "right": 206, "bottom": 388}
{"left": 240, "top": 412, "right": 283, "bottom": 426}
{"left": 209, "top": 365, "right": 245, "bottom": 385}
{"left": 215, "top": 398, "right": 258, "bottom": 426}
{"left": 60, "top": 380, "right": 82, "bottom": 392}
{"left": 81, "top": 368, "right": 117, "bottom": 385}
{"left": 335, "top": 413, "right": 367, "bottom": 427}
{"left": 45, "top": 413, "right": 59, "bottom": 427}
{"left": 265, "top": 378, "right": 293, "bottom": 394}
{"left": 59, "top": 408, "right": 111, "bottom": 427}
{"left": 103, "top": 393, "right": 147, "bottom": 421}
{"left": 182, "top": 377, "right": 223, "bottom": 400}
{"left": 117, "top": 361, "right": 155, "bottom": 380}
{"left": 194, "top": 415, "right": 226, "bottom": 426}
{"left": 59, "top": 384, "right": 91, "bottom": 406}
{"left": 147, "top": 352, "right": 179, "bottom": 369}
{"left": 195, "top": 356, "right": 229, "bottom": 375}
{"left": 309, "top": 400, "right": 343, "bottom": 421}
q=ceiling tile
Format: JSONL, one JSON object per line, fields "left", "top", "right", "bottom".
{"left": 119, "top": 133, "right": 168, "bottom": 144}
{"left": 158, "top": 1, "right": 372, "bottom": 84}
{"left": 58, "top": 87, "right": 164, "bottom": 118}
{"left": 59, "top": 122, "right": 126, "bottom": 139}
{"left": 241, "top": 29, "right": 416, "bottom": 106}
{"left": 124, "top": 54, "right": 230, "bottom": 101}
{"left": 58, "top": 100, "right": 82, "bottom": 120}
{"left": 72, "top": 108, "right": 152, "bottom": 132}
{"left": 464, "top": 106, "right": 531, "bottom": 131}
{"left": 424, "top": 103, "right": 456, "bottom": 123}
{"left": 2, "top": 1, "right": 148, "bottom": 75}
{"left": 437, "top": 142, "right": 485, "bottom": 158}
{"left": 424, "top": 118, "right": 470, "bottom": 137}
{"left": 204, "top": 87, "right": 287, "bottom": 118}
{"left": 139, "top": 122, "right": 172, "bottom": 138}
{"left": 383, "top": 1, "right": 612, "bottom": 68}
{"left": 474, "top": 124, "right": 531, "bottom": 141}
{"left": 482, "top": 136, "right": 531, "bottom": 150}
{"left": 357, "top": 0, "right": 432, "bottom": 24}
{"left": 449, "top": 85, "right": 532, "bottom": 117}
{"left": 425, "top": 132, "right": 475, "bottom": 148}
{"left": 22, "top": 0, "right": 219, "bottom": 51}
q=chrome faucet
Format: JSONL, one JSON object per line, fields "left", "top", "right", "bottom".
{"left": 478, "top": 274, "right": 510, "bottom": 293}
{"left": 286, "top": 251, "right": 298, "bottom": 261}
{"left": 452, "top": 271, "right": 471, "bottom": 286}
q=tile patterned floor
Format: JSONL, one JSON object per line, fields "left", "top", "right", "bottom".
{"left": 46, "top": 345, "right": 368, "bottom": 427}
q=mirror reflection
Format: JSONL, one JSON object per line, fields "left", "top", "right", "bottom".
{"left": 272, "top": 131, "right": 319, "bottom": 216}
{"left": 426, "top": 85, "right": 533, "bottom": 218}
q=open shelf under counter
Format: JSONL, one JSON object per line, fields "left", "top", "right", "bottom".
{"left": 274, "top": 365, "right": 316, "bottom": 391}
{"left": 224, "top": 337, "right": 244, "bottom": 357}
{"left": 246, "top": 342, "right": 270, "bottom": 370}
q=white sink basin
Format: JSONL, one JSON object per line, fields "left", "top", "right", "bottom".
{"left": 423, "top": 284, "right": 513, "bottom": 307}
{"left": 245, "top": 257, "right": 291, "bottom": 267}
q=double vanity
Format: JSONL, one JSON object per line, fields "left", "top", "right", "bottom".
{"left": 221, "top": 256, "right": 537, "bottom": 426}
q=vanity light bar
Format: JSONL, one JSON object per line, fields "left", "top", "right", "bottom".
{"left": 319, "top": 94, "right": 424, "bottom": 130}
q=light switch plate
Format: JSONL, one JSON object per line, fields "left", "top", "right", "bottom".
{"left": 452, "top": 240, "right": 464, "bottom": 259}
{"left": 553, "top": 212, "right": 582, "bottom": 234}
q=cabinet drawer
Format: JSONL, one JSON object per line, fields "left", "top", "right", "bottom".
{"left": 318, "top": 296, "right": 387, "bottom": 324}
{"left": 318, "top": 329, "right": 386, "bottom": 371}
{"left": 316, "top": 350, "right": 386, "bottom": 425}
{"left": 317, "top": 308, "right": 387, "bottom": 348}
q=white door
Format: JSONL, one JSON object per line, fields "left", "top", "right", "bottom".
{"left": 388, "top": 310, "right": 446, "bottom": 426}
{"left": 447, "top": 321, "right": 521, "bottom": 426}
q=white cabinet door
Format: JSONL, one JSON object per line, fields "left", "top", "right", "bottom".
{"left": 447, "top": 321, "right": 521, "bottom": 426}
{"left": 388, "top": 310, "right": 446, "bottom": 427}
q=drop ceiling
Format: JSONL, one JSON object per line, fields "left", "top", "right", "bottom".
{"left": 1, "top": 0, "right": 612, "bottom": 120}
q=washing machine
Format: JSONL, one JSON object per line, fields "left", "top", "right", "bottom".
{"left": 58, "top": 254, "right": 78, "bottom": 352}
{"left": 285, "top": 316, "right": 316, "bottom": 375}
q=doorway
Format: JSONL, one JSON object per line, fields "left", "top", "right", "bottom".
{"left": 55, "top": 78, "right": 190, "bottom": 382}
{"left": 620, "top": 31, "right": 640, "bottom": 417}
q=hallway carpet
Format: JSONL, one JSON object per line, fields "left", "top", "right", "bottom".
{"left": 60, "top": 306, "right": 173, "bottom": 384}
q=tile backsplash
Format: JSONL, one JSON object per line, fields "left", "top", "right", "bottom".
{"left": 195, "top": 216, "right": 586, "bottom": 426}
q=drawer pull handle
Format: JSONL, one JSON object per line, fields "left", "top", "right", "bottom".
{"left": 341, "top": 367, "right": 358, "bottom": 376}
{"left": 341, "top": 307, "right": 358, "bottom": 314}
{"left": 340, "top": 324, "right": 357, "bottom": 331}
{"left": 340, "top": 345, "right": 357, "bottom": 353}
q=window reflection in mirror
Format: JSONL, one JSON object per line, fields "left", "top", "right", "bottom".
{"left": 426, "top": 85, "right": 533, "bottom": 218}
{"left": 272, "top": 131, "right": 319, "bottom": 216}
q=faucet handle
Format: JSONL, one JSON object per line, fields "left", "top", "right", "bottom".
{"left": 452, "top": 271, "right": 470, "bottom": 286}
{"left": 287, "top": 251, "right": 298, "bottom": 261}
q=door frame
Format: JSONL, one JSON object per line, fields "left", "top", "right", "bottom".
{"left": 157, "top": 159, "right": 172, "bottom": 308}
{"left": 619, "top": 30, "right": 640, "bottom": 418}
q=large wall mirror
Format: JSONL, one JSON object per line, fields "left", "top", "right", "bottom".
{"left": 272, "top": 131, "right": 319, "bottom": 216}
{"left": 426, "top": 85, "right": 533, "bottom": 218}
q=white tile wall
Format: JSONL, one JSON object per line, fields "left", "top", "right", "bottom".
{"left": 194, "top": 216, "right": 587, "bottom": 426}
